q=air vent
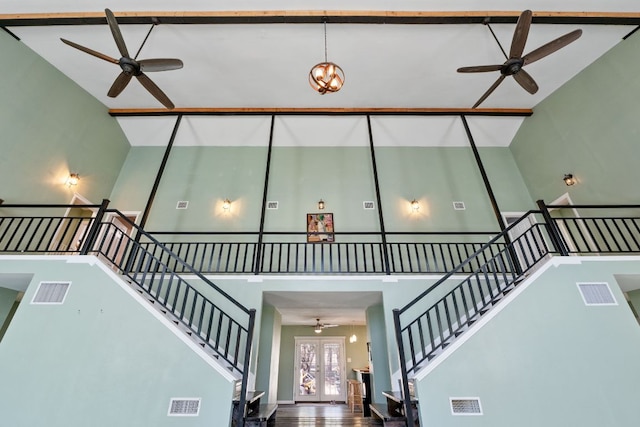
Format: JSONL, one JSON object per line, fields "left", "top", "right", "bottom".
{"left": 453, "top": 201, "right": 466, "bottom": 210}
{"left": 176, "top": 201, "right": 189, "bottom": 210}
{"left": 31, "top": 282, "right": 70, "bottom": 304}
{"left": 363, "top": 201, "right": 375, "bottom": 210}
{"left": 450, "top": 398, "right": 482, "bottom": 415}
{"left": 267, "top": 201, "right": 279, "bottom": 210}
{"left": 168, "top": 398, "right": 201, "bottom": 416}
{"left": 577, "top": 282, "right": 617, "bottom": 306}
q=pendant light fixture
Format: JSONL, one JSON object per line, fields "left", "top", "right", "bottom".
{"left": 309, "top": 20, "right": 344, "bottom": 95}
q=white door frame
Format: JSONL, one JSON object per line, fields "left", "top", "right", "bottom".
{"left": 293, "top": 336, "right": 346, "bottom": 403}
{"left": 547, "top": 193, "right": 595, "bottom": 253}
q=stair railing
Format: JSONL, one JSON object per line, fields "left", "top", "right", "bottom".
{"left": 0, "top": 202, "right": 255, "bottom": 427}
{"left": 393, "top": 210, "right": 555, "bottom": 427}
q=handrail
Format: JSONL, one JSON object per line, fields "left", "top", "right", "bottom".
{"left": 392, "top": 202, "right": 640, "bottom": 427}
{"left": 0, "top": 202, "right": 255, "bottom": 427}
{"left": 395, "top": 209, "right": 542, "bottom": 316}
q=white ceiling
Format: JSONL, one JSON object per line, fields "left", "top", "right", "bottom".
{"left": 263, "top": 291, "right": 381, "bottom": 326}
{"left": 3, "top": 1, "right": 636, "bottom": 147}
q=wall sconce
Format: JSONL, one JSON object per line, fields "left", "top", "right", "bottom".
{"left": 222, "top": 198, "right": 231, "bottom": 211}
{"left": 563, "top": 174, "right": 576, "bottom": 186}
{"left": 318, "top": 199, "right": 325, "bottom": 210}
{"left": 411, "top": 199, "right": 420, "bottom": 212}
{"left": 66, "top": 173, "right": 80, "bottom": 187}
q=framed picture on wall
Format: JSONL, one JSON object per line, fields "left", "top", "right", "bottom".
{"left": 306, "top": 213, "right": 335, "bottom": 243}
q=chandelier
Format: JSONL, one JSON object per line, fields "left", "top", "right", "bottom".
{"left": 309, "top": 20, "right": 345, "bottom": 94}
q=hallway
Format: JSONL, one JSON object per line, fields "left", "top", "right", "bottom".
{"left": 274, "top": 403, "right": 380, "bottom": 426}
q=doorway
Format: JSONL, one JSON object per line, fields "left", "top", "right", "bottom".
{"left": 502, "top": 212, "right": 546, "bottom": 269}
{"left": 294, "top": 337, "right": 346, "bottom": 403}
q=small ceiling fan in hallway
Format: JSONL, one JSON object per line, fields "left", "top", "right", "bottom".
{"left": 457, "top": 9, "right": 582, "bottom": 108}
{"left": 313, "top": 318, "right": 339, "bottom": 334}
{"left": 60, "top": 8, "right": 183, "bottom": 109}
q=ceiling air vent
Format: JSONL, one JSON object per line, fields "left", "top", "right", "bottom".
{"left": 453, "top": 201, "right": 466, "bottom": 210}
{"left": 577, "top": 282, "right": 617, "bottom": 306}
{"left": 176, "top": 201, "right": 189, "bottom": 210}
{"left": 450, "top": 397, "right": 482, "bottom": 415}
{"left": 267, "top": 201, "right": 279, "bottom": 210}
{"left": 31, "top": 282, "right": 70, "bottom": 304}
{"left": 168, "top": 398, "right": 201, "bottom": 416}
{"left": 363, "top": 201, "right": 375, "bottom": 210}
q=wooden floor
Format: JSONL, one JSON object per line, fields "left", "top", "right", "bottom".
{"left": 274, "top": 403, "right": 382, "bottom": 426}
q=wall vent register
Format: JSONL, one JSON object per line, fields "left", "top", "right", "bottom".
{"left": 267, "top": 201, "right": 279, "bottom": 210}
{"left": 168, "top": 398, "right": 201, "bottom": 416}
{"left": 577, "top": 282, "right": 617, "bottom": 306}
{"left": 453, "top": 201, "right": 466, "bottom": 210}
{"left": 176, "top": 201, "right": 189, "bottom": 209}
{"left": 363, "top": 201, "right": 375, "bottom": 210}
{"left": 450, "top": 398, "right": 482, "bottom": 415}
{"left": 31, "top": 282, "right": 70, "bottom": 304}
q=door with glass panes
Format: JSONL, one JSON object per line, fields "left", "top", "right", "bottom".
{"left": 294, "top": 337, "right": 346, "bottom": 402}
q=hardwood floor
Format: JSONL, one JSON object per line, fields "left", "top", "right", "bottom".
{"left": 274, "top": 403, "right": 382, "bottom": 426}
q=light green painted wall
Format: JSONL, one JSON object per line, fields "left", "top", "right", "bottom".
{"left": 0, "top": 31, "right": 130, "bottom": 204}
{"left": 256, "top": 304, "right": 282, "bottom": 403}
{"left": 110, "top": 145, "right": 533, "bottom": 234}
{"left": 276, "top": 324, "right": 369, "bottom": 402}
{"left": 376, "top": 147, "right": 534, "bottom": 232}
{"left": 510, "top": 33, "right": 640, "bottom": 204}
{"left": 414, "top": 259, "right": 640, "bottom": 427}
{"left": 366, "top": 303, "right": 392, "bottom": 404}
{"left": 0, "top": 258, "right": 235, "bottom": 427}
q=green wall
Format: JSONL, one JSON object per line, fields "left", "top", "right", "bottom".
{"left": 510, "top": 33, "right": 640, "bottom": 204}
{"left": 0, "top": 258, "right": 236, "bottom": 427}
{"left": 0, "top": 31, "right": 130, "bottom": 205}
{"left": 111, "top": 145, "right": 533, "bottom": 234}
{"left": 414, "top": 259, "right": 640, "bottom": 426}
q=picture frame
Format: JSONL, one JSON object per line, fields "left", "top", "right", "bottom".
{"left": 306, "top": 213, "right": 335, "bottom": 243}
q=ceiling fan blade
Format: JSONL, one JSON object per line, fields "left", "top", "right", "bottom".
{"left": 457, "top": 65, "right": 503, "bottom": 73}
{"left": 512, "top": 69, "right": 539, "bottom": 94}
{"left": 509, "top": 9, "right": 533, "bottom": 59}
{"left": 138, "top": 58, "right": 184, "bottom": 72}
{"left": 135, "top": 73, "right": 175, "bottom": 109}
{"left": 523, "top": 29, "right": 583, "bottom": 66}
{"left": 107, "top": 72, "right": 132, "bottom": 98}
{"left": 472, "top": 75, "right": 506, "bottom": 109}
{"left": 60, "top": 38, "right": 119, "bottom": 64}
{"left": 105, "top": 8, "right": 130, "bottom": 58}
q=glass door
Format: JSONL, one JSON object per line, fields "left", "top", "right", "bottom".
{"left": 294, "top": 337, "right": 345, "bottom": 402}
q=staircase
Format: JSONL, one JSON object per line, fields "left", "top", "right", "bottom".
{"left": 392, "top": 211, "right": 553, "bottom": 426}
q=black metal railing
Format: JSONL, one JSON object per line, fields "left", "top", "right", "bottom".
{"left": 0, "top": 201, "right": 256, "bottom": 427}
{"left": 392, "top": 202, "right": 640, "bottom": 427}
{"left": 145, "top": 231, "right": 501, "bottom": 275}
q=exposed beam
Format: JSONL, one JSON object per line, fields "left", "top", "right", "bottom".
{"left": 1, "top": 11, "right": 640, "bottom": 26}
{"left": 109, "top": 107, "right": 533, "bottom": 117}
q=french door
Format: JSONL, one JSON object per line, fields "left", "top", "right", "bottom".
{"left": 294, "top": 337, "right": 346, "bottom": 402}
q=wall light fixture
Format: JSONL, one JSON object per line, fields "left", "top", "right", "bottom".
{"left": 318, "top": 199, "right": 325, "bottom": 210}
{"left": 563, "top": 174, "right": 576, "bottom": 186}
{"left": 411, "top": 199, "right": 420, "bottom": 212}
{"left": 66, "top": 173, "right": 80, "bottom": 187}
{"left": 222, "top": 198, "right": 231, "bottom": 211}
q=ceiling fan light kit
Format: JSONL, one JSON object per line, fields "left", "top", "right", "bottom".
{"left": 457, "top": 9, "right": 582, "bottom": 108}
{"left": 61, "top": 8, "right": 183, "bottom": 109}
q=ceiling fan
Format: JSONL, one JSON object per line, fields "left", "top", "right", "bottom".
{"left": 457, "top": 9, "right": 582, "bottom": 108}
{"left": 60, "top": 8, "right": 183, "bottom": 109}
{"left": 313, "top": 318, "right": 339, "bottom": 334}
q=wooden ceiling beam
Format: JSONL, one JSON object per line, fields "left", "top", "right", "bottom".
{"left": 2, "top": 11, "right": 640, "bottom": 26}
{"left": 108, "top": 107, "right": 533, "bottom": 117}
